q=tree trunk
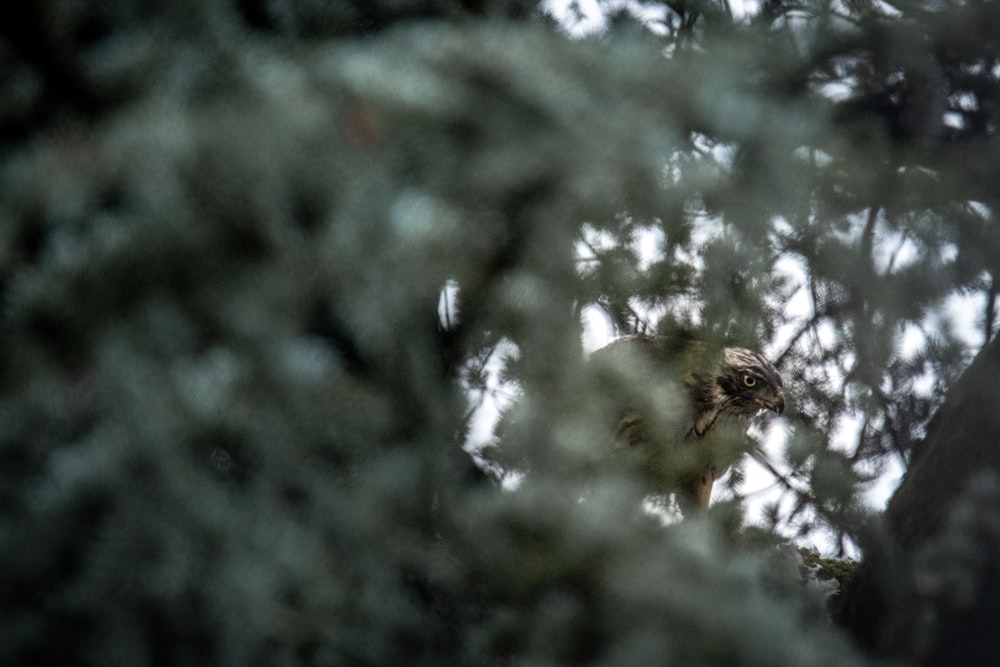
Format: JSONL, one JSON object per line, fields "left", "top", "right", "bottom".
{"left": 838, "top": 334, "right": 1000, "bottom": 664}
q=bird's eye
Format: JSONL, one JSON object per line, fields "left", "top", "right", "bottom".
{"left": 742, "top": 375, "right": 757, "bottom": 388}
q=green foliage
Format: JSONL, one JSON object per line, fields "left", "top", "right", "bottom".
{"left": 2, "top": 0, "right": 1000, "bottom": 664}
{"left": 799, "top": 547, "right": 859, "bottom": 593}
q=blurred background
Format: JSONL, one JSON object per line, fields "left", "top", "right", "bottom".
{"left": 2, "top": 0, "right": 999, "bottom": 664}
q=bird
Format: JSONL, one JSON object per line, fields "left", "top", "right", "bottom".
{"left": 589, "top": 334, "right": 784, "bottom": 512}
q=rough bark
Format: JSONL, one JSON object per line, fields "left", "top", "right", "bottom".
{"left": 838, "top": 335, "right": 1000, "bottom": 663}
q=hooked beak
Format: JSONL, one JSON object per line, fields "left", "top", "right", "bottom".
{"left": 769, "top": 389, "right": 785, "bottom": 416}
{"left": 759, "top": 389, "right": 785, "bottom": 416}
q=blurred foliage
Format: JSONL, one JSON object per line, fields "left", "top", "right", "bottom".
{"left": 1, "top": 0, "right": 999, "bottom": 664}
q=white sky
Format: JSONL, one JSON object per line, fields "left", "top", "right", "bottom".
{"left": 544, "top": 0, "right": 755, "bottom": 35}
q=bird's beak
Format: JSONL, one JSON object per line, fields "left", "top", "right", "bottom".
{"left": 767, "top": 387, "right": 785, "bottom": 416}
{"left": 760, "top": 389, "right": 785, "bottom": 415}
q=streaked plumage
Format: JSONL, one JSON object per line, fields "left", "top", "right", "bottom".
{"left": 592, "top": 335, "right": 784, "bottom": 511}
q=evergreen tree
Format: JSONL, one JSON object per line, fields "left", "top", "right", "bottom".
{"left": 1, "top": 0, "right": 999, "bottom": 664}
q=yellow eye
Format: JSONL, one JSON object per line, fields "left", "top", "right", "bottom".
{"left": 742, "top": 375, "right": 757, "bottom": 388}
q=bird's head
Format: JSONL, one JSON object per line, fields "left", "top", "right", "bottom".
{"left": 716, "top": 347, "right": 785, "bottom": 417}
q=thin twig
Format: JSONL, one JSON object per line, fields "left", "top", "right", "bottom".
{"left": 984, "top": 272, "right": 997, "bottom": 348}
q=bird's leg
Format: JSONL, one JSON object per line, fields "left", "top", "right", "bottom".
{"left": 677, "top": 471, "right": 714, "bottom": 513}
